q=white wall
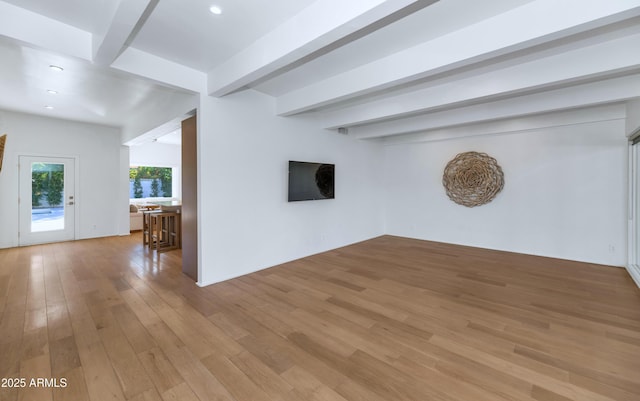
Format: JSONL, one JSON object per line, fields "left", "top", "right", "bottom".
{"left": 0, "top": 110, "right": 122, "bottom": 248}
{"left": 383, "top": 108, "right": 628, "bottom": 267}
{"left": 197, "top": 91, "right": 384, "bottom": 285}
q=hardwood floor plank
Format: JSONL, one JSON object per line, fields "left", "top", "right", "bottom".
{"left": 75, "top": 340, "right": 127, "bottom": 401}
{"left": 430, "top": 334, "right": 617, "bottom": 401}
{"left": 208, "top": 311, "right": 251, "bottom": 340}
{"left": 433, "top": 355, "right": 539, "bottom": 401}
{"left": 238, "top": 334, "right": 295, "bottom": 375}
{"left": 288, "top": 331, "right": 440, "bottom": 401}
{"left": 110, "top": 303, "right": 156, "bottom": 354}
{"left": 0, "top": 300, "right": 26, "bottom": 346}
{"left": 18, "top": 354, "right": 52, "bottom": 401}
{"left": 227, "top": 350, "right": 294, "bottom": 399}
{"left": 531, "top": 385, "right": 575, "bottom": 401}
{"left": 280, "top": 365, "right": 350, "bottom": 401}
{"left": 126, "top": 388, "right": 161, "bottom": 401}
{"left": 513, "top": 345, "right": 640, "bottom": 393}
{"left": 160, "top": 382, "right": 200, "bottom": 401}
{"left": 49, "top": 335, "right": 81, "bottom": 377}
{"left": 19, "top": 326, "right": 48, "bottom": 361}
{"left": 201, "top": 354, "right": 274, "bottom": 401}
{"left": 52, "top": 366, "right": 90, "bottom": 401}
{"left": 137, "top": 347, "right": 184, "bottom": 395}
{"left": 162, "top": 345, "right": 236, "bottom": 401}
{"left": 117, "top": 288, "right": 161, "bottom": 327}
{"left": 46, "top": 301, "right": 73, "bottom": 343}
{"left": 98, "top": 325, "right": 154, "bottom": 399}
{"left": 568, "top": 372, "right": 640, "bottom": 401}
{"left": 1, "top": 234, "right": 639, "bottom": 401}
{"left": 0, "top": 339, "right": 21, "bottom": 378}
{"left": 605, "top": 330, "right": 640, "bottom": 347}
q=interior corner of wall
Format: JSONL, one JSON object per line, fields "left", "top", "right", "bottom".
{"left": 626, "top": 264, "right": 640, "bottom": 289}
{"left": 626, "top": 99, "right": 640, "bottom": 137}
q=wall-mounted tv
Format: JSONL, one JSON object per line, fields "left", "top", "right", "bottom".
{"left": 288, "top": 161, "right": 335, "bottom": 202}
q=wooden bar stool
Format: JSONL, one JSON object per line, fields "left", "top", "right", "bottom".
{"left": 155, "top": 212, "right": 180, "bottom": 253}
{"left": 142, "top": 210, "right": 162, "bottom": 247}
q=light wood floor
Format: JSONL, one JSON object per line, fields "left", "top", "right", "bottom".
{"left": 1, "top": 235, "right": 639, "bottom": 401}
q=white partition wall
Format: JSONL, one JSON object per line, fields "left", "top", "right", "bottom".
{"left": 195, "top": 91, "right": 385, "bottom": 286}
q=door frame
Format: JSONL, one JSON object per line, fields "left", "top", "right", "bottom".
{"left": 18, "top": 153, "right": 80, "bottom": 246}
{"left": 627, "top": 140, "right": 640, "bottom": 288}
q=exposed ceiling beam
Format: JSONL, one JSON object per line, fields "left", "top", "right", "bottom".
{"left": 0, "top": 0, "right": 201, "bottom": 93}
{"left": 276, "top": 0, "right": 640, "bottom": 116}
{"left": 350, "top": 74, "right": 640, "bottom": 140}
{"left": 111, "top": 47, "right": 206, "bottom": 93}
{"left": 207, "top": 0, "right": 438, "bottom": 97}
{"left": 92, "top": 0, "right": 159, "bottom": 66}
{"left": 0, "top": 0, "right": 91, "bottom": 60}
{"left": 318, "top": 32, "right": 640, "bottom": 129}
{"left": 378, "top": 103, "right": 627, "bottom": 145}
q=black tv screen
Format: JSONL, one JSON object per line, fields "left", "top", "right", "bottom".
{"left": 288, "top": 161, "right": 335, "bottom": 202}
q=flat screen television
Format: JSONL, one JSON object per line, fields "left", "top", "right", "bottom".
{"left": 288, "top": 161, "right": 335, "bottom": 202}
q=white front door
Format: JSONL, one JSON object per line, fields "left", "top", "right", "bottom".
{"left": 19, "top": 156, "right": 76, "bottom": 245}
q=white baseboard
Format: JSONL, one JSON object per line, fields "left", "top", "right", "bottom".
{"left": 626, "top": 264, "right": 640, "bottom": 289}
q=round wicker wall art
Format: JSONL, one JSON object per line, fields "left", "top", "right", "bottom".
{"left": 442, "top": 151, "right": 504, "bottom": 207}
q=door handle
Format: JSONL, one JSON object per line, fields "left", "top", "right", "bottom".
{"left": 67, "top": 201, "right": 74, "bottom": 205}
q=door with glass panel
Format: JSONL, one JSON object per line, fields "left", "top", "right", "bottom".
{"left": 19, "top": 156, "right": 75, "bottom": 245}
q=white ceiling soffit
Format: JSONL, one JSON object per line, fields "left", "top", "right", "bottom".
{"left": 275, "top": 0, "right": 640, "bottom": 117}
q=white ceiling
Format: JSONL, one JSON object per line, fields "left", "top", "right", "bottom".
{"left": 0, "top": 0, "right": 638, "bottom": 141}
{"left": 131, "top": 0, "right": 318, "bottom": 72}
{"left": 1, "top": 0, "right": 104, "bottom": 32}
{"left": 0, "top": 35, "right": 187, "bottom": 128}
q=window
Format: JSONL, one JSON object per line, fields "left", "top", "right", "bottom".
{"left": 129, "top": 166, "right": 173, "bottom": 198}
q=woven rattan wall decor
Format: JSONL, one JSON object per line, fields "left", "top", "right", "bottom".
{"left": 442, "top": 151, "right": 504, "bottom": 207}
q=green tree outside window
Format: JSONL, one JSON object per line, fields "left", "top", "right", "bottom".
{"left": 150, "top": 178, "right": 160, "bottom": 197}
{"left": 130, "top": 166, "right": 172, "bottom": 198}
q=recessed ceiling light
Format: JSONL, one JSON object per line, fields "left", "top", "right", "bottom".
{"left": 44, "top": 105, "right": 54, "bottom": 110}
{"left": 209, "top": 5, "right": 222, "bottom": 14}
{"left": 46, "top": 89, "right": 58, "bottom": 95}
{"left": 49, "top": 65, "right": 64, "bottom": 72}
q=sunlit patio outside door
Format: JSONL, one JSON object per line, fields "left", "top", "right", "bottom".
{"left": 31, "top": 162, "right": 65, "bottom": 232}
